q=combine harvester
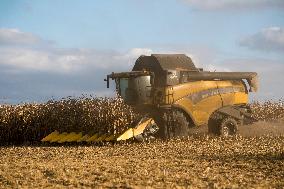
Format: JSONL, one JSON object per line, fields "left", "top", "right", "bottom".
{"left": 42, "top": 54, "right": 258, "bottom": 143}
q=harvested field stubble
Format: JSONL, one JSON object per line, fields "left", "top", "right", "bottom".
{"left": 0, "top": 136, "right": 283, "bottom": 188}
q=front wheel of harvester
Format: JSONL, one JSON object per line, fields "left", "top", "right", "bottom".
{"left": 219, "top": 117, "right": 238, "bottom": 137}
{"left": 162, "top": 109, "right": 191, "bottom": 139}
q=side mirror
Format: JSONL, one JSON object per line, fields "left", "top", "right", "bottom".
{"left": 104, "top": 75, "right": 110, "bottom": 88}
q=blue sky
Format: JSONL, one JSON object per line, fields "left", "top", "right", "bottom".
{"left": 0, "top": 0, "right": 284, "bottom": 103}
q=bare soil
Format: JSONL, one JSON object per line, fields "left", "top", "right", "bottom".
{"left": 0, "top": 126, "right": 283, "bottom": 188}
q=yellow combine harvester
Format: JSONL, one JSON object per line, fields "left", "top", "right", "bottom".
{"left": 42, "top": 54, "right": 258, "bottom": 143}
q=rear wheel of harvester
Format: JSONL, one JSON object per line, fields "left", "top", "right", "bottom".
{"left": 208, "top": 114, "right": 238, "bottom": 137}
{"left": 159, "top": 109, "right": 192, "bottom": 139}
{"left": 219, "top": 117, "right": 238, "bottom": 137}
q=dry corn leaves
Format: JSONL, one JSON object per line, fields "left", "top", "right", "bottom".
{"left": 0, "top": 136, "right": 283, "bottom": 188}
{"left": 250, "top": 99, "right": 284, "bottom": 121}
{"left": 0, "top": 97, "right": 283, "bottom": 144}
{"left": 0, "top": 96, "right": 141, "bottom": 144}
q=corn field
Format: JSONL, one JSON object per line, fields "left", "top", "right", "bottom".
{"left": 250, "top": 99, "right": 284, "bottom": 121}
{"left": 0, "top": 97, "right": 283, "bottom": 144}
{"left": 0, "top": 96, "right": 141, "bottom": 144}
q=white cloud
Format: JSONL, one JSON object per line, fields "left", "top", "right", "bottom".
{"left": 0, "top": 45, "right": 152, "bottom": 103}
{"left": 113, "top": 48, "right": 153, "bottom": 67}
{"left": 240, "top": 27, "right": 284, "bottom": 52}
{"left": 125, "top": 48, "right": 153, "bottom": 57}
{"left": 0, "top": 29, "right": 152, "bottom": 73}
{"left": 0, "top": 28, "right": 155, "bottom": 102}
{"left": 0, "top": 28, "right": 43, "bottom": 46}
{"left": 0, "top": 28, "right": 283, "bottom": 103}
{"left": 0, "top": 47, "right": 154, "bottom": 73}
{"left": 181, "top": 0, "right": 284, "bottom": 10}
{"left": 0, "top": 29, "right": 199, "bottom": 103}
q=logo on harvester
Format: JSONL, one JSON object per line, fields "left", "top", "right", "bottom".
{"left": 187, "top": 86, "right": 244, "bottom": 104}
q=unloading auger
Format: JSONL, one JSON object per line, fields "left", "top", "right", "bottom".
{"left": 42, "top": 54, "right": 258, "bottom": 143}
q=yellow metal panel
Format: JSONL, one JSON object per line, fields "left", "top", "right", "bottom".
{"left": 234, "top": 92, "right": 248, "bottom": 104}
{"left": 192, "top": 110, "right": 208, "bottom": 125}
{"left": 67, "top": 133, "right": 82, "bottom": 142}
{"left": 50, "top": 132, "right": 67, "bottom": 143}
{"left": 112, "top": 118, "right": 155, "bottom": 141}
{"left": 215, "top": 80, "right": 232, "bottom": 88}
{"left": 172, "top": 81, "right": 223, "bottom": 126}
{"left": 48, "top": 133, "right": 60, "bottom": 142}
{"left": 86, "top": 134, "right": 99, "bottom": 142}
{"left": 217, "top": 81, "right": 235, "bottom": 106}
{"left": 220, "top": 92, "right": 235, "bottom": 106}
{"left": 194, "top": 94, "right": 223, "bottom": 124}
{"left": 65, "top": 132, "right": 76, "bottom": 142}
{"left": 94, "top": 134, "right": 107, "bottom": 142}
{"left": 169, "top": 79, "right": 249, "bottom": 126}
{"left": 133, "top": 118, "right": 153, "bottom": 136}
{"left": 105, "top": 135, "right": 116, "bottom": 141}
{"left": 173, "top": 98, "right": 196, "bottom": 123}
{"left": 41, "top": 131, "right": 59, "bottom": 142}
{"left": 117, "top": 128, "right": 134, "bottom": 141}
{"left": 216, "top": 80, "right": 248, "bottom": 106}
{"left": 57, "top": 132, "right": 69, "bottom": 143}
{"left": 77, "top": 134, "right": 90, "bottom": 142}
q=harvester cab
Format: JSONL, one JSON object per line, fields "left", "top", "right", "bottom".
{"left": 106, "top": 71, "right": 154, "bottom": 105}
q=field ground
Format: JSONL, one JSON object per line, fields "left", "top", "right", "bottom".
{"left": 0, "top": 122, "right": 284, "bottom": 189}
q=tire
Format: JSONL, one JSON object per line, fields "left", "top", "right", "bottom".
{"left": 208, "top": 114, "right": 238, "bottom": 137}
{"left": 162, "top": 109, "right": 191, "bottom": 139}
{"left": 219, "top": 117, "right": 238, "bottom": 137}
